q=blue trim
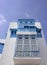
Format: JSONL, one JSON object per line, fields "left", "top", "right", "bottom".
{"left": 36, "top": 27, "right": 41, "bottom": 33}
{"left": 10, "top": 29, "right": 17, "bottom": 38}
{"left": 18, "top": 19, "right": 35, "bottom": 22}
{"left": 0, "top": 43, "right": 4, "bottom": 54}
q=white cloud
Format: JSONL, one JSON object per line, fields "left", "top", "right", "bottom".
{"left": 0, "top": 14, "right": 7, "bottom": 25}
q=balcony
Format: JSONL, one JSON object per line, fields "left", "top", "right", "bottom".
{"left": 13, "top": 37, "right": 41, "bottom": 65}
{"left": 17, "top": 28, "right": 37, "bottom": 35}
{"left": 13, "top": 51, "right": 41, "bottom": 65}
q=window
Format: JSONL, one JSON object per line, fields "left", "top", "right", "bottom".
{"left": 24, "top": 35, "right": 30, "bottom": 51}
{"left": 24, "top": 26, "right": 36, "bottom": 31}
{"left": 16, "top": 35, "right": 23, "bottom": 56}
{"left": 15, "top": 31, "right": 16, "bottom": 34}
{"left": 16, "top": 35, "right": 23, "bottom": 51}
{"left": 24, "top": 35, "right": 29, "bottom": 39}
{"left": 25, "top": 21, "right": 27, "bottom": 23}
{"left": 10, "top": 29, "right": 17, "bottom": 37}
{"left": 15, "top": 35, "right": 39, "bottom": 57}
{"left": 18, "top": 35, "right": 22, "bottom": 39}
{"left": 20, "top": 21, "right": 22, "bottom": 23}
{"left": 24, "top": 26, "right": 29, "bottom": 28}
{"left": 30, "top": 21, "right": 32, "bottom": 23}
{"left": 30, "top": 19, "right": 35, "bottom": 24}
{"left": 32, "top": 37, "right": 35, "bottom": 39}
{"left": 11, "top": 31, "right": 14, "bottom": 34}
{"left": 30, "top": 35, "right": 39, "bottom": 56}
{"left": 17, "top": 35, "right": 23, "bottom": 45}
{"left": 31, "top": 41, "right": 39, "bottom": 56}
{"left": 31, "top": 35, "right": 35, "bottom": 39}
{"left": 24, "top": 35, "right": 29, "bottom": 45}
{"left": 0, "top": 43, "right": 4, "bottom": 54}
{"left": 18, "top": 37, "right": 22, "bottom": 39}
{"left": 31, "top": 36, "right": 38, "bottom": 51}
{"left": 36, "top": 28, "right": 41, "bottom": 33}
{"left": 30, "top": 26, "right": 35, "bottom": 28}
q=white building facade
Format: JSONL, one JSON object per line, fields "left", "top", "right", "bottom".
{"left": 0, "top": 19, "right": 47, "bottom": 65}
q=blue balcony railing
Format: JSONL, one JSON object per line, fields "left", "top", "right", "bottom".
{"left": 14, "top": 51, "right": 40, "bottom": 57}
{"left": 17, "top": 28, "right": 36, "bottom": 32}
{"left": 18, "top": 19, "right": 35, "bottom": 25}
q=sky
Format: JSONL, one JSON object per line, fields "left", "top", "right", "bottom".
{"left": 0, "top": 0, "right": 47, "bottom": 44}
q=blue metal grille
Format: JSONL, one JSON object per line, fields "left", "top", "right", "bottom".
{"left": 15, "top": 51, "right": 39, "bottom": 57}
{"left": 15, "top": 35, "right": 39, "bottom": 57}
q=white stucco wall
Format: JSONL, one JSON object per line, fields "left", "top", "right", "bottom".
{"left": 38, "top": 31, "right": 47, "bottom": 65}
{"left": 0, "top": 22, "right": 17, "bottom": 65}
{"left": 0, "top": 22, "right": 47, "bottom": 65}
{"left": 0, "top": 54, "right": 2, "bottom": 60}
